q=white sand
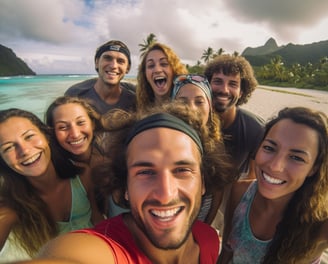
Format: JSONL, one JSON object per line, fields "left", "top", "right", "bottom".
{"left": 241, "top": 85, "right": 328, "bottom": 120}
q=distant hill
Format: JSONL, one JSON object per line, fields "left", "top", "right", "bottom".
{"left": 243, "top": 38, "right": 282, "bottom": 56}
{"left": 0, "top": 44, "right": 36, "bottom": 76}
{"left": 242, "top": 38, "right": 328, "bottom": 67}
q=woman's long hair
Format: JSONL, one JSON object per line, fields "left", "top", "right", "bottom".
{"left": 261, "top": 107, "right": 328, "bottom": 264}
{"left": 0, "top": 108, "right": 79, "bottom": 257}
{"left": 136, "top": 43, "right": 188, "bottom": 112}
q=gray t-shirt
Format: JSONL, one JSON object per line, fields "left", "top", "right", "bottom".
{"left": 65, "top": 78, "right": 136, "bottom": 114}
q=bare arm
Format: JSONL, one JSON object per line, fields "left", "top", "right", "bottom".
{"left": 218, "top": 180, "right": 253, "bottom": 264}
{"left": 75, "top": 162, "right": 105, "bottom": 224}
{"left": 0, "top": 206, "right": 18, "bottom": 251}
{"left": 15, "top": 232, "right": 116, "bottom": 264}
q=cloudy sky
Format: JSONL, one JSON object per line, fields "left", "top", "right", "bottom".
{"left": 1, "top": 0, "right": 328, "bottom": 75}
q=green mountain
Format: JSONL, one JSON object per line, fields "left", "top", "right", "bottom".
{"left": 243, "top": 37, "right": 282, "bottom": 56}
{"left": 0, "top": 44, "right": 36, "bottom": 76}
{"left": 242, "top": 39, "right": 328, "bottom": 67}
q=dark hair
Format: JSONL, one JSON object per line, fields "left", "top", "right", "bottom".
{"left": 94, "top": 102, "right": 234, "bottom": 208}
{"left": 94, "top": 40, "right": 131, "bottom": 71}
{"left": 261, "top": 107, "right": 328, "bottom": 263}
{"left": 204, "top": 54, "right": 258, "bottom": 106}
{"left": 45, "top": 96, "right": 102, "bottom": 129}
{"left": 0, "top": 108, "right": 78, "bottom": 256}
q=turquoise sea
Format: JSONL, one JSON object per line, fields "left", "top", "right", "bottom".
{"left": 0, "top": 74, "right": 134, "bottom": 120}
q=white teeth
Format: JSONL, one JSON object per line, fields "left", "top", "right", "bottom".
{"left": 70, "top": 138, "right": 84, "bottom": 145}
{"left": 22, "top": 153, "right": 41, "bottom": 165}
{"left": 154, "top": 76, "right": 165, "bottom": 81}
{"left": 263, "top": 173, "right": 284, "bottom": 185}
{"left": 151, "top": 208, "right": 180, "bottom": 219}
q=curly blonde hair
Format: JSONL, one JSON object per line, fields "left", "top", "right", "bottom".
{"left": 136, "top": 43, "right": 188, "bottom": 112}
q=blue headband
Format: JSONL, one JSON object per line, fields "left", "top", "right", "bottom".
{"left": 125, "top": 113, "right": 203, "bottom": 154}
{"left": 171, "top": 74, "right": 212, "bottom": 110}
{"left": 95, "top": 44, "right": 131, "bottom": 66}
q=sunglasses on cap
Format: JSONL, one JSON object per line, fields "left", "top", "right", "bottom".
{"left": 173, "top": 74, "right": 209, "bottom": 85}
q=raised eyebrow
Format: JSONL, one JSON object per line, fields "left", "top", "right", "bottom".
{"left": 263, "top": 139, "right": 277, "bottom": 146}
{"left": 264, "top": 139, "right": 310, "bottom": 156}
{"left": 129, "top": 161, "right": 154, "bottom": 168}
{"left": 0, "top": 129, "right": 35, "bottom": 147}
{"left": 129, "top": 160, "right": 198, "bottom": 168}
{"left": 54, "top": 115, "right": 85, "bottom": 124}
{"left": 229, "top": 80, "right": 239, "bottom": 85}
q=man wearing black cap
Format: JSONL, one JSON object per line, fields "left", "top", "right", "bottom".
{"left": 65, "top": 40, "right": 136, "bottom": 114}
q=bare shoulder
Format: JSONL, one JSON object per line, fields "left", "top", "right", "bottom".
{"left": 230, "top": 180, "right": 254, "bottom": 204}
{"left": 37, "top": 232, "right": 115, "bottom": 264}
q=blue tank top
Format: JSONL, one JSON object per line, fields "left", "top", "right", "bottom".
{"left": 227, "top": 181, "right": 270, "bottom": 263}
{"left": 57, "top": 176, "right": 93, "bottom": 233}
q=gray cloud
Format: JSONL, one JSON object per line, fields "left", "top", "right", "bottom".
{"left": 222, "top": 0, "right": 328, "bottom": 40}
{"left": 0, "top": 0, "right": 326, "bottom": 74}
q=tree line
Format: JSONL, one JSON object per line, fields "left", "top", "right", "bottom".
{"left": 139, "top": 33, "right": 328, "bottom": 91}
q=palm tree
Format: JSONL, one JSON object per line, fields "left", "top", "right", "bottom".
{"left": 201, "top": 47, "right": 214, "bottom": 64}
{"left": 233, "top": 51, "right": 239, "bottom": 57}
{"left": 139, "top": 33, "right": 157, "bottom": 57}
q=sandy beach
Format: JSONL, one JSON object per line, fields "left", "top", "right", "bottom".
{"left": 241, "top": 85, "right": 328, "bottom": 120}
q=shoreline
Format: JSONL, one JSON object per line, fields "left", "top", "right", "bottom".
{"left": 241, "top": 85, "right": 328, "bottom": 120}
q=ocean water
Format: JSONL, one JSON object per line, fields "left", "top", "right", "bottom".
{"left": 0, "top": 74, "right": 135, "bottom": 120}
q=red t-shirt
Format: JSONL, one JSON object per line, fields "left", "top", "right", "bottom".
{"left": 75, "top": 214, "right": 220, "bottom": 263}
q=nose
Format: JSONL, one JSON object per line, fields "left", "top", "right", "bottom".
{"left": 268, "top": 153, "right": 285, "bottom": 172}
{"left": 220, "top": 81, "right": 229, "bottom": 93}
{"left": 153, "top": 171, "right": 178, "bottom": 204}
{"left": 17, "top": 141, "right": 30, "bottom": 157}
{"left": 153, "top": 63, "right": 162, "bottom": 73}
{"left": 69, "top": 125, "right": 80, "bottom": 138}
{"left": 189, "top": 101, "right": 197, "bottom": 111}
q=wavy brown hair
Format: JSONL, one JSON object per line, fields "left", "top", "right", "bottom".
{"left": 261, "top": 107, "right": 328, "bottom": 264}
{"left": 204, "top": 54, "right": 258, "bottom": 106}
{"left": 95, "top": 102, "right": 235, "bottom": 208}
{"left": 136, "top": 43, "right": 188, "bottom": 112}
{"left": 0, "top": 108, "right": 79, "bottom": 257}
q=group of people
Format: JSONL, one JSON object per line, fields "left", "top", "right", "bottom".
{"left": 0, "top": 39, "right": 327, "bottom": 264}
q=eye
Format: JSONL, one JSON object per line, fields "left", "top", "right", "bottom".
{"left": 211, "top": 79, "right": 222, "bottom": 85}
{"left": 195, "top": 99, "right": 206, "bottom": 106}
{"left": 173, "top": 167, "right": 194, "bottom": 178}
{"left": 56, "top": 125, "right": 68, "bottom": 131}
{"left": 160, "top": 62, "right": 169, "bottom": 67}
{"left": 262, "top": 145, "right": 275, "bottom": 152}
{"left": 77, "top": 120, "right": 86, "bottom": 126}
{"left": 290, "top": 155, "right": 306, "bottom": 163}
{"left": 117, "top": 58, "right": 126, "bottom": 65}
{"left": 25, "top": 133, "right": 35, "bottom": 141}
{"left": 1, "top": 143, "right": 15, "bottom": 153}
{"left": 229, "top": 81, "right": 239, "bottom": 88}
{"left": 136, "top": 169, "right": 156, "bottom": 176}
{"left": 146, "top": 63, "right": 155, "bottom": 69}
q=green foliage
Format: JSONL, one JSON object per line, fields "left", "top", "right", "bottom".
{"left": 254, "top": 56, "right": 328, "bottom": 91}
{"left": 0, "top": 44, "right": 35, "bottom": 76}
{"left": 138, "top": 33, "right": 157, "bottom": 58}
